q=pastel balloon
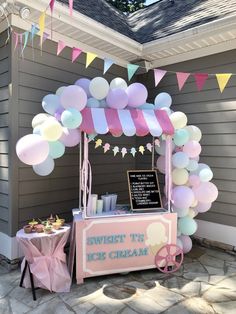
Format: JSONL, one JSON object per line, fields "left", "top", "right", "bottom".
{"left": 42, "top": 94, "right": 61, "bottom": 115}
{"left": 110, "top": 77, "right": 128, "bottom": 90}
{"left": 191, "top": 163, "right": 210, "bottom": 175}
{"left": 87, "top": 98, "right": 100, "bottom": 108}
{"left": 154, "top": 92, "right": 172, "bottom": 109}
{"left": 173, "top": 205, "right": 189, "bottom": 218}
{"left": 61, "top": 108, "right": 82, "bottom": 129}
{"left": 172, "top": 152, "right": 189, "bottom": 169}
{"left": 99, "top": 99, "right": 108, "bottom": 108}
{"left": 186, "top": 159, "right": 198, "bottom": 172}
{"left": 139, "top": 103, "right": 154, "bottom": 110}
{"left": 16, "top": 134, "right": 49, "bottom": 165}
{"left": 33, "top": 156, "right": 54, "bottom": 176}
{"left": 188, "top": 208, "right": 197, "bottom": 218}
{"left": 49, "top": 141, "right": 65, "bottom": 159}
{"left": 188, "top": 175, "right": 201, "bottom": 188}
{"left": 89, "top": 77, "right": 109, "bottom": 100}
{"left": 193, "top": 182, "right": 218, "bottom": 203}
{"left": 199, "top": 168, "right": 213, "bottom": 182}
{"left": 178, "top": 235, "right": 192, "bottom": 254}
{"left": 183, "top": 140, "right": 201, "bottom": 158}
{"left": 41, "top": 118, "right": 63, "bottom": 142}
{"left": 155, "top": 140, "right": 175, "bottom": 156}
{"left": 54, "top": 107, "right": 64, "bottom": 121}
{"left": 178, "top": 217, "right": 197, "bottom": 236}
{"left": 60, "top": 128, "right": 81, "bottom": 147}
{"left": 156, "top": 155, "right": 166, "bottom": 174}
{"left": 173, "top": 129, "right": 190, "bottom": 146}
{"left": 185, "top": 125, "right": 202, "bottom": 142}
{"left": 176, "top": 238, "right": 183, "bottom": 250}
{"left": 126, "top": 83, "right": 148, "bottom": 108}
{"left": 60, "top": 85, "right": 87, "bottom": 111}
{"left": 170, "top": 112, "right": 188, "bottom": 129}
{"left": 33, "top": 126, "right": 41, "bottom": 135}
{"left": 75, "top": 78, "right": 91, "bottom": 97}
{"left": 172, "top": 168, "right": 189, "bottom": 185}
{"left": 32, "top": 113, "right": 50, "bottom": 128}
{"left": 172, "top": 186, "right": 194, "bottom": 209}
{"left": 195, "top": 202, "right": 212, "bottom": 213}
{"left": 56, "top": 86, "right": 66, "bottom": 96}
{"left": 106, "top": 88, "right": 128, "bottom": 109}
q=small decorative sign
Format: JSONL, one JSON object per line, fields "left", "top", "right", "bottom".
{"left": 127, "top": 170, "right": 162, "bottom": 211}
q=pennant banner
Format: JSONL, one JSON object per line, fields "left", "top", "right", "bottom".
{"left": 86, "top": 52, "right": 97, "bottom": 68}
{"left": 176, "top": 72, "right": 190, "bottom": 91}
{"left": 49, "top": 0, "right": 55, "bottom": 13}
{"left": 69, "top": 0, "right": 73, "bottom": 16}
{"left": 57, "top": 40, "right": 66, "bottom": 56}
{"left": 216, "top": 73, "right": 232, "bottom": 93}
{"left": 13, "top": 32, "right": 19, "bottom": 50}
{"left": 72, "top": 47, "right": 82, "bottom": 63}
{"left": 30, "top": 24, "right": 39, "bottom": 41}
{"left": 194, "top": 73, "right": 208, "bottom": 91}
{"left": 154, "top": 69, "right": 167, "bottom": 87}
{"left": 42, "top": 32, "right": 49, "bottom": 44}
{"left": 103, "top": 58, "right": 114, "bottom": 74}
{"left": 39, "top": 11, "right": 46, "bottom": 48}
{"left": 23, "top": 32, "right": 29, "bottom": 51}
{"left": 127, "top": 64, "right": 139, "bottom": 81}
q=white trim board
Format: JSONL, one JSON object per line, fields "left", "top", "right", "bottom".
{"left": 195, "top": 219, "right": 236, "bottom": 247}
{"left": 0, "top": 233, "right": 20, "bottom": 260}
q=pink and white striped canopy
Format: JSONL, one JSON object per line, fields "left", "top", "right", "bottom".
{"left": 80, "top": 108, "right": 174, "bottom": 137}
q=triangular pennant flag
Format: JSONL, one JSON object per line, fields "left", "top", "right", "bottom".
{"left": 176, "top": 72, "right": 190, "bottom": 91}
{"left": 216, "top": 73, "right": 232, "bottom": 93}
{"left": 23, "top": 32, "right": 29, "bottom": 50}
{"left": 57, "top": 40, "right": 66, "bottom": 56}
{"left": 49, "top": 0, "right": 55, "bottom": 13}
{"left": 86, "top": 52, "right": 97, "bottom": 68}
{"left": 69, "top": 0, "right": 73, "bottom": 16}
{"left": 30, "top": 24, "right": 39, "bottom": 41}
{"left": 154, "top": 69, "right": 167, "bottom": 86}
{"left": 13, "top": 32, "right": 19, "bottom": 51}
{"left": 103, "top": 58, "right": 114, "bottom": 74}
{"left": 42, "top": 32, "right": 49, "bottom": 44}
{"left": 72, "top": 47, "right": 82, "bottom": 63}
{"left": 194, "top": 73, "right": 208, "bottom": 91}
{"left": 39, "top": 11, "right": 46, "bottom": 48}
{"left": 127, "top": 64, "right": 139, "bottom": 81}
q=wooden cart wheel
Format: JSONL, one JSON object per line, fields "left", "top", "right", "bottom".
{"left": 155, "top": 244, "right": 183, "bottom": 274}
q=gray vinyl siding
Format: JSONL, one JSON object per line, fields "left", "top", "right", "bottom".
{"left": 11, "top": 35, "right": 134, "bottom": 235}
{"left": 137, "top": 49, "right": 236, "bottom": 227}
{"left": 0, "top": 31, "right": 10, "bottom": 235}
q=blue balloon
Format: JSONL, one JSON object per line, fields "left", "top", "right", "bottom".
{"left": 173, "top": 129, "right": 190, "bottom": 146}
{"left": 87, "top": 98, "right": 100, "bottom": 108}
{"left": 49, "top": 141, "right": 65, "bottom": 159}
{"left": 139, "top": 103, "right": 154, "bottom": 110}
{"left": 42, "top": 94, "right": 61, "bottom": 115}
{"left": 61, "top": 108, "right": 82, "bottom": 129}
{"left": 178, "top": 217, "right": 197, "bottom": 236}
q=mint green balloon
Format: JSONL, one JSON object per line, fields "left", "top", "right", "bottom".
{"left": 178, "top": 216, "right": 197, "bottom": 236}
{"left": 49, "top": 141, "right": 65, "bottom": 159}
{"left": 174, "top": 129, "right": 190, "bottom": 146}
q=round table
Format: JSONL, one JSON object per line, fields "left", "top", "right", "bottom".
{"left": 16, "top": 225, "right": 71, "bottom": 294}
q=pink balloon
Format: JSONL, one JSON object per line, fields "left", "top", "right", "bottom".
{"left": 75, "top": 78, "right": 91, "bottom": 97}
{"left": 106, "top": 88, "right": 128, "bottom": 109}
{"left": 60, "top": 85, "right": 87, "bottom": 111}
{"left": 126, "top": 83, "right": 148, "bottom": 108}
{"left": 193, "top": 182, "right": 218, "bottom": 203}
{"left": 156, "top": 155, "right": 166, "bottom": 174}
{"left": 178, "top": 235, "right": 192, "bottom": 254}
{"left": 188, "top": 175, "right": 201, "bottom": 188}
{"left": 183, "top": 141, "right": 201, "bottom": 158}
{"left": 60, "top": 128, "right": 81, "bottom": 147}
{"left": 172, "top": 186, "right": 194, "bottom": 209}
{"left": 195, "top": 202, "right": 212, "bottom": 213}
{"left": 16, "top": 134, "right": 49, "bottom": 165}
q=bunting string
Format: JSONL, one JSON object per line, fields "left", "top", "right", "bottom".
{"left": 7, "top": 0, "right": 235, "bottom": 93}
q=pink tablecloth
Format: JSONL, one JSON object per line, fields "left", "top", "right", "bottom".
{"left": 16, "top": 226, "right": 71, "bottom": 293}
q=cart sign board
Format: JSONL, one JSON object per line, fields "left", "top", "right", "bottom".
{"left": 127, "top": 170, "right": 162, "bottom": 211}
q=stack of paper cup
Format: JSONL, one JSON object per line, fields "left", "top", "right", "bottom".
{"left": 110, "top": 194, "right": 118, "bottom": 211}
{"left": 96, "top": 200, "right": 103, "bottom": 215}
{"left": 90, "top": 194, "right": 98, "bottom": 215}
{"left": 101, "top": 195, "right": 111, "bottom": 212}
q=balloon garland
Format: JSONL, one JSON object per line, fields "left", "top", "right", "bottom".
{"left": 15, "top": 76, "right": 218, "bottom": 254}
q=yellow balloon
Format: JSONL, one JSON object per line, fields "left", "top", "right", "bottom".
{"left": 41, "top": 118, "right": 63, "bottom": 142}
{"left": 172, "top": 168, "right": 189, "bottom": 185}
{"left": 191, "top": 199, "right": 198, "bottom": 208}
{"left": 170, "top": 112, "right": 188, "bottom": 130}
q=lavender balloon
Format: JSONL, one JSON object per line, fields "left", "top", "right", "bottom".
{"left": 178, "top": 235, "right": 192, "bottom": 254}
{"left": 106, "top": 88, "right": 128, "bottom": 109}
{"left": 126, "top": 83, "right": 148, "bottom": 108}
{"left": 60, "top": 128, "right": 81, "bottom": 147}
{"left": 60, "top": 85, "right": 87, "bottom": 111}
{"left": 75, "top": 78, "right": 91, "bottom": 97}
{"left": 172, "top": 186, "right": 194, "bottom": 209}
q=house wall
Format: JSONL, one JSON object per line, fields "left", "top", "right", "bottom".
{"left": 6, "top": 34, "right": 134, "bottom": 238}
{"left": 137, "top": 49, "right": 236, "bottom": 228}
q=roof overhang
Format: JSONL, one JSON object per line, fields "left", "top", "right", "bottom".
{"left": 3, "top": 1, "right": 236, "bottom": 69}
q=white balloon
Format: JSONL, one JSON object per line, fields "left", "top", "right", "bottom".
{"left": 185, "top": 125, "right": 202, "bottom": 142}
{"left": 110, "top": 77, "right": 128, "bottom": 90}
{"left": 154, "top": 92, "right": 172, "bottom": 109}
{"left": 89, "top": 77, "right": 109, "bottom": 100}
{"left": 32, "top": 113, "right": 51, "bottom": 129}
{"left": 33, "top": 156, "right": 55, "bottom": 176}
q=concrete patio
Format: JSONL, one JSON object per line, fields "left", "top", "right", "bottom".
{"left": 1, "top": 244, "right": 236, "bottom": 314}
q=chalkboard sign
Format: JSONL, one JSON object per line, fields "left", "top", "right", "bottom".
{"left": 127, "top": 170, "right": 162, "bottom": 211}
